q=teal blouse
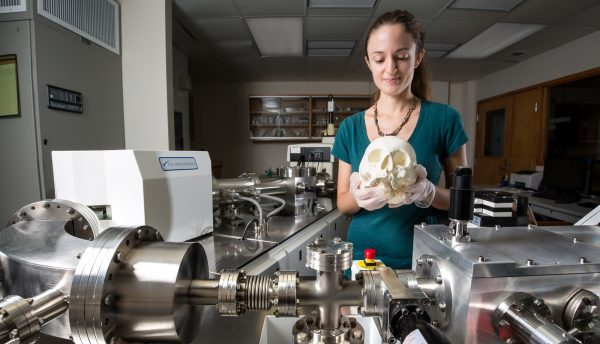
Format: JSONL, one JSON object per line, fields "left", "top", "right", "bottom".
{"left": 332, "top": 100, "right": 468, "bottom": 269}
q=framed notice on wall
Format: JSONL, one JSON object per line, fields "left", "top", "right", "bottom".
{"left": 0, "top": 55, "right": 20, "bottom": 117}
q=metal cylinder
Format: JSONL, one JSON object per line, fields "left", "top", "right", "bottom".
{"left": 494, "top": 292, "right": 580, "bottom": 344}
{"left": 306, "top": 238, "right": 353, "bottom": 272}
{"left": 0, "top": 199, "right": 99, "bottom": 340}
{"left": 181, "top": 279, "right": 220, "bottom": 305}
{"left": 0, "top": 289, "right": 68, "bottom": 344}
{"left": 69, "top": 226, "right": 209, "bottom": 344}
{"left": 448, "top": 167, "right": 474, "bottom": 222}
{"left": 214, "top": 175, "right": 288, "bottom": 195}
{"left": 275, "top": 271, "right": 298, "bottom": 317}
{"left": 30, "top": 289, "right": 69, "bottom": 325}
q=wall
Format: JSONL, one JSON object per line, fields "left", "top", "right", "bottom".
{"left": 0, "top": 20, "right": 42, "bottom": 223}
{"left": 476, "top": 31, "right": 600, "bottom": 101}
{"left": 33, "top": 16, "right": 125, "bottom": 197}
{"left": 121, "top": 0, "right": 174, "bottom": 150}
{"left": 192, "top": 80, "right": 458, "bottom": 177}
{"left": 172, "top": 46, "right": 190, "bottom": 150}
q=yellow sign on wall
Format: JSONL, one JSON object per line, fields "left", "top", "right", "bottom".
{"left": 0, "top": 55, "right": 19, "bottom": 117}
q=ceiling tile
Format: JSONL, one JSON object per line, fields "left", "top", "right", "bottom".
{"left": 173, "top": 0, "right": 238, "bottom": 18}
{"left": 173, "top": 21, "right": 211, "bottom": 57}
{"left": 179, "top": 18, "right": 252, "bottom": 42}
{"left": 425, "top": 50, "right": 448, "bottom": 58}
{"left": 308, "top": 7, "right": 375, "bottom": 16}
{"left": 213, "top": 41, "right": 259, "bottom": 57}
{"left": 426, "top": 18, "right": 494, "bottom": 44}
{"left": 235, "top": 0, "right": 305, "bottom": 16}
{"left": 448, "top": 0, "right": 525, "bottom": 11}
{"left": 503, "top": 0, "right": 600, "bottom": 25}
{"left": 515, "top": 25, "right": 599, "bottom": 48}
{"left": 562, "top": 3, "right": 600, "bottom": 28}
{"left": 374, "top": 0, "right": 453, "bottom": 18}
{"left": 307, "top": 17, "right": 370, "bottom": 40}
{"left": 438, "top": 8, "right": 508, "bottom": 21}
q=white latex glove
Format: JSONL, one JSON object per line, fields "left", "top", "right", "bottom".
{"left": 390, "top": 164, "right": 436, "bottom": 208}
{"left": 349, "top": 172, "right": 388, "bottom": 211}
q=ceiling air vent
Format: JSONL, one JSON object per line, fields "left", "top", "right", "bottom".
{"left": 37, "top": 0, "right": 120, "bottom": 54}
{"left": 0, "top": 0, "right": 26, "bottom": 13}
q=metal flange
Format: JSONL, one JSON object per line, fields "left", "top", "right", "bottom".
{"left": 6, "top": 199, "right": 100, "bottom": 240}
{"left": 69, "top": 226, "right": 161, "bottom": 344}
{"left": 306, "top": 238, "right": 353, "bottom": 272}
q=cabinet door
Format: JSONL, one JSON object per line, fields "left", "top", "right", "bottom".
{"left": 475, "top": 95, "right": 514, "bottom": 185}
{"left": 510, "top": 88, "right": 544, "bottom": 171}
{"left": 249, "top": 97, "right": 309, "bottom": 140}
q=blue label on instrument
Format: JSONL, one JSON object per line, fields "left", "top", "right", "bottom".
{"left": 159, "top": 157, "right": 198, "bottom": 171}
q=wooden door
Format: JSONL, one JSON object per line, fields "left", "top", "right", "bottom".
{"left": 474, "top": 95, "right": 514, "bottom": 185}
{"left": 510, "top": 88, "right": 544, "bottom": 171}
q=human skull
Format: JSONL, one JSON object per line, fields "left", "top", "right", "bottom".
{"left": 358, "top": 136, "right": 417, "bottom": 204}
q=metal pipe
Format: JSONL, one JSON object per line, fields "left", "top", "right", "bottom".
{"left": 214, "top": 176, "right": 257, "bottom": 190}
{"left": 296, "top": 274, "right": 363, "bottom": 331}
{"left": 416, "top": 278, "right": 438, "bottom": 301}
{"left": 30, "top": 289, "right": 69, "bottom": 324}
{"left": 503, "top": 306, "right": 580, "bottom": 344}
{"left": 179, "top": 279, "right": 220, "bottom": 305}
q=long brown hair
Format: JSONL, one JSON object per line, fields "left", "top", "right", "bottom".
{"left": 365, "top": 10, "right": 430, "bottom": 102}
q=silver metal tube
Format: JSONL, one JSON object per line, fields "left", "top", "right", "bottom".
{"left": 503, "top": 307, "right": 580, "bottom": 344}
{"left": 416, "top": 278, "right": 438, "bottom": 301}
{"left": 214, "top": 177, "right": 257, "bottom": 190}
{"left": 214, "top": 176, "right": 287, "bottom": 195}
{"left": 179, "top": 279, "right": 220, "bottom": 305}
{"left": 297, "top": 274, "right": 363, "bottom": 330}
{"left": 30, "top": 289, "right": 68, "bottom": 324}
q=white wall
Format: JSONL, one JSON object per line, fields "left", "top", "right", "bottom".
{"left": 449, "top": 81, "right": 477, "bottom": 166}
{"left": 121, "top": 0, "right": 174, "bottom": 150}
{"left": 476, "top": 31, "right": 600, "bottom": 101}
{"left": 192, "top": 80, "right": 455, "bottom": 177}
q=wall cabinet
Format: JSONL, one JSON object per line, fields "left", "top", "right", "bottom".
{"left": 249, "top": 95, "right": 371, "bottom": 141}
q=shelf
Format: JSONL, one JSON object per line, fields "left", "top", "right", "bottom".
{"left": 249, "top": 95, "right": 370, "bottom": 140}
{"left": 251, "top": 137, "right": 312, "bottom": 141}
{"left": 251, "top": 124, "right": 309, "bottom": 128}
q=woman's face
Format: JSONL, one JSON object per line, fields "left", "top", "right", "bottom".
{"left": 365, "top": 23, "right": 424, "bottom": 98}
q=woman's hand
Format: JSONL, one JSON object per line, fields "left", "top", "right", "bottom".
{"left": 349, "top": 172, "right": 388, "bottom": 211}
{"left": 389, "top": 164, "right": 435, "bottom": 208}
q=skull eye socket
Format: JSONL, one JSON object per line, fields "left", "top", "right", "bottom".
{"left": 367, "top": 148, "right": 384, "bottom": 164}
{"left": 392, "top": 151, "right": 410, "bottom": 167}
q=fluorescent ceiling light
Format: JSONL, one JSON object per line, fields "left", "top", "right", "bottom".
{"left": 446, "top": 23, "right": 545, "bottom": 59}
{"left": 308, "top": 0, "right": 376, "bottom": 8}
{"left": 449, "top": 0, "right": 525, "bottom": 11}
{"left": 246, "top": 18, "right": 303, "bottom": 56}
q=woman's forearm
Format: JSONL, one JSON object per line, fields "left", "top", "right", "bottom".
{"left": 337, "top": 190, "right": 361, "bottom": 215}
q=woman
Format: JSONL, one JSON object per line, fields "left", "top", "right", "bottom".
{"left": 332, "top": 10, "right": 468, "bottom": 269}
